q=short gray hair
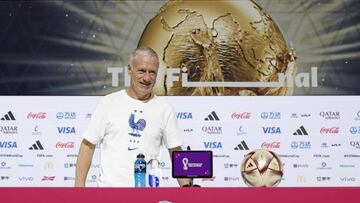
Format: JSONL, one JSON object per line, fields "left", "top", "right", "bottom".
{"left": 129, "top": 47, "right": 159, "bottom": 67}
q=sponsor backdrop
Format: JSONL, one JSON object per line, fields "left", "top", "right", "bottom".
{"left": 0, "top": 96, "right": 360, "bottom": 187}
{"left": 0, "top": 0, "right": 359, "bottom": 95}
{"left": 1, "top": 0, "right": 360, "bottom": 187}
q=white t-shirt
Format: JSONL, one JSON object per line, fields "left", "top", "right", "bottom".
{"left": 83, "top": 90, "right": 182, "bottom": 187}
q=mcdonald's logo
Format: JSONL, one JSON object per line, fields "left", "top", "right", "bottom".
{"left": 296, "top": 175, "right": 306, "bottom": 183}
{"left": 44, "top": 162, "right": 54, "bottom": 170}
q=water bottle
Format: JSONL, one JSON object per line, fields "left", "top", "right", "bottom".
{"left": 147, "top": 158, "right": 161, "bottom": 187}
{"left": 134, "top": 153, "right": 146, "bottom": 187}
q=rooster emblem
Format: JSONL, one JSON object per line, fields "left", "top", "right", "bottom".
{"left": 128, "top": 110, "right": 146, "bottom": 137}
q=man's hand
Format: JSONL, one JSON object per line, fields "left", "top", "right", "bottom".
{"left": 168, "top": 146, "right": 192, "bottom": 187}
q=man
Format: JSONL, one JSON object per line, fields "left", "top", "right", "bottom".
{"left": 75, "top": 47, "right": 189, "bottom": 187}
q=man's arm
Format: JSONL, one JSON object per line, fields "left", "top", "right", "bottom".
{"left": 75, "top": 138, "right": 96, "bottom": 187}
{"left": 168, "top": 146, "right": 191, "bottom": 187}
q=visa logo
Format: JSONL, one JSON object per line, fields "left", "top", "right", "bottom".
{"left": 57, "top": 127, "right": 76, "bottom": 134}
{"left": 262, "top": 127, "right": 281, "bottom": 134}
{"left": 0, "top": 141, "right": 17, "bottom": 148}
{"left": 203, "top": 142, "right": 222, "bottom": 149}
{"left": 176, "top": 112, "right": 192, "bottom": 119}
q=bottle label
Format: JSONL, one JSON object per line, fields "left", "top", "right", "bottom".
{"left": 148, "top": 174, "right": 160, "bottom": 187}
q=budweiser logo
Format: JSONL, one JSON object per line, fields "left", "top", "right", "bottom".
{"left": 320, "top": 127, "right": 339, "bottom": 134}
{"left": 261, "top": 142, "right": 280, "bottom": 149}
{"left": 231, "top": 112, "right": 251, "bottom": 119}
{"left": 27, "top": 112, "right": 46, "bottom": 119}
{"left": 41, "top": 176, "right": 55, "bottom": 181}
{"left": 56, "top": 141, "right": 75, "bottom": 148}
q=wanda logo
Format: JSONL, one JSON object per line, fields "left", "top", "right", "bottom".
{"left": 56, "top": 142, "right": 75, "bottom": 148}
{"left": 261, "top": 142, "right": 280, "bottom": 149}
{"left": 231, "top": 112, "right": 251, "bottom": 119}
{"left": 27, "top": 112, "right": 46, "bottom": 119}
{"left": 320, "top": 127, "right": 339, "bottom": 134}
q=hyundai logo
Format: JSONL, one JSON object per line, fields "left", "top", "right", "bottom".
{"left": 291, "top": 142, "right": 298, "bottom": 149}
{"left": 350, "top": 127, "right": 358, "bottom": 134}
{"left": 261, "top": 112, "right": 268, "bottom": 119}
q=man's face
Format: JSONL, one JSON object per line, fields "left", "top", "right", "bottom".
{"left": 128, "top": 54, "right": 159, "bottom": 100}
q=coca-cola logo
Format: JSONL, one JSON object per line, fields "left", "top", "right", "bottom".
{"left": 231, "top": 112, "right": 251, "bottom": 119}
{"left": 56, "top": 141, "right": 75, "bottom": 148}
{"left": 261, "top": 142, "right": 280, "bottom": 149}
{"left": 27, "top": 112, "right": 46, "bottom": 119}
{"left": 320, "top": 127, "right": 340, "bottom": 134}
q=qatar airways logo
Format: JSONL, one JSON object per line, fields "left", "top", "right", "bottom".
{"left": 355, "top": 111, "right": 360, "bottom": 120}
{"left": 231, "top": 112, "right": 251, "bottom": 119}
{"left": 261, "top": 142, "right": 280, "bottom": 149}
{"left": 202, "top": 126, "right": 222, "bottom": 135}
{"left": 350, "top": 141, "right": 360, "bottom": 149}
{"left": 320, "top": 127, "right": 340, "bottom": 134}
{"left": 56, "top": 142, "right": 75, "bottom": 149}
{"left": 320, "top": 111, "right": 340, "bottom": 119}
{"left": 27, "top": 112, "right": 46, "bottom": 119}
{"left": 0, "top": 126, "right": 18, "bottom": 135}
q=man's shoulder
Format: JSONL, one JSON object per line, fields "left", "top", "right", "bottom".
{"left": 152, "top": 95, "right": 174, "bottom": 110}
{"left": 103, "top": 90, "right": 126, "bottom": 101}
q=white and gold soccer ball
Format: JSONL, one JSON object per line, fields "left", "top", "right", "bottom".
{"left": 241, "top": 149, "right": 283, "bottom": 187}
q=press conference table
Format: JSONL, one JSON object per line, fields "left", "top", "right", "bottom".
{"left": 0, "top": 187, "right": 359, "bottom": 203}
{"left": 0, "top": 187, "right": 360, "bottom": 203}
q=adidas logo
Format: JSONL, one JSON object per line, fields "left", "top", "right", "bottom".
{"left": 204, "top": 111, "right": 220, "bottom": 121}
{"left": 234, "top": 140, "right": 249, "bottom": 150}
{"left": 29, "top": 140, "right": 44, "bottom": 150}
{"left": 246, "top": 162, "right": 253, "bottom": 168}
{"left": 0, "top": 111, "right": 15, "bottom": 121}
{"left": 293, "top": 126, "right": 308, "bottom": 135}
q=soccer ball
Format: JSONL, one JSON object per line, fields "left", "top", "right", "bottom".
{"left": 241, "top": 149, "right": 283, "bottom": 187}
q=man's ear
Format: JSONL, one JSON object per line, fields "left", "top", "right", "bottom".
{"left": 128, "top": 64, "right": 132, "bottom": 74}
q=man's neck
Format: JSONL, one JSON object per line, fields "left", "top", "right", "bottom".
{"left": 126, "top": 88, "right": 153, "bottom": 102}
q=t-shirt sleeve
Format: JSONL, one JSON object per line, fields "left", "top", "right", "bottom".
{"left": 83, "top": 97, "right": 108, "bottom": 145}
{"left": 162, "top": 105, "right": 182, "bottom": 149}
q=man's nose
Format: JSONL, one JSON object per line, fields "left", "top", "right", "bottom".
{"left": 142, "top": 71, "right": 152, "bottom": 81}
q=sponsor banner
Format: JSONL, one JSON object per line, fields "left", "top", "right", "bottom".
{"left": 1, "top": 95, "right": 360, "bottom": 187}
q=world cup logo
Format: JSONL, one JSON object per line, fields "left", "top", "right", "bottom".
{"left": 182, "top": 158, "right": 189, "bottom": 170}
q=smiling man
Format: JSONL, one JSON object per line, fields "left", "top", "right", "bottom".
{"left": 75, "top": 47, "right": 189, "bottom": 187}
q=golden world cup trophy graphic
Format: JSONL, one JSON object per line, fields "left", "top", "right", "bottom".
{"left": 241, "top": 149, "right": 283, "bottom": 187}
{"left": 138, "top": 0, "right": 297, "bottom": 96}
